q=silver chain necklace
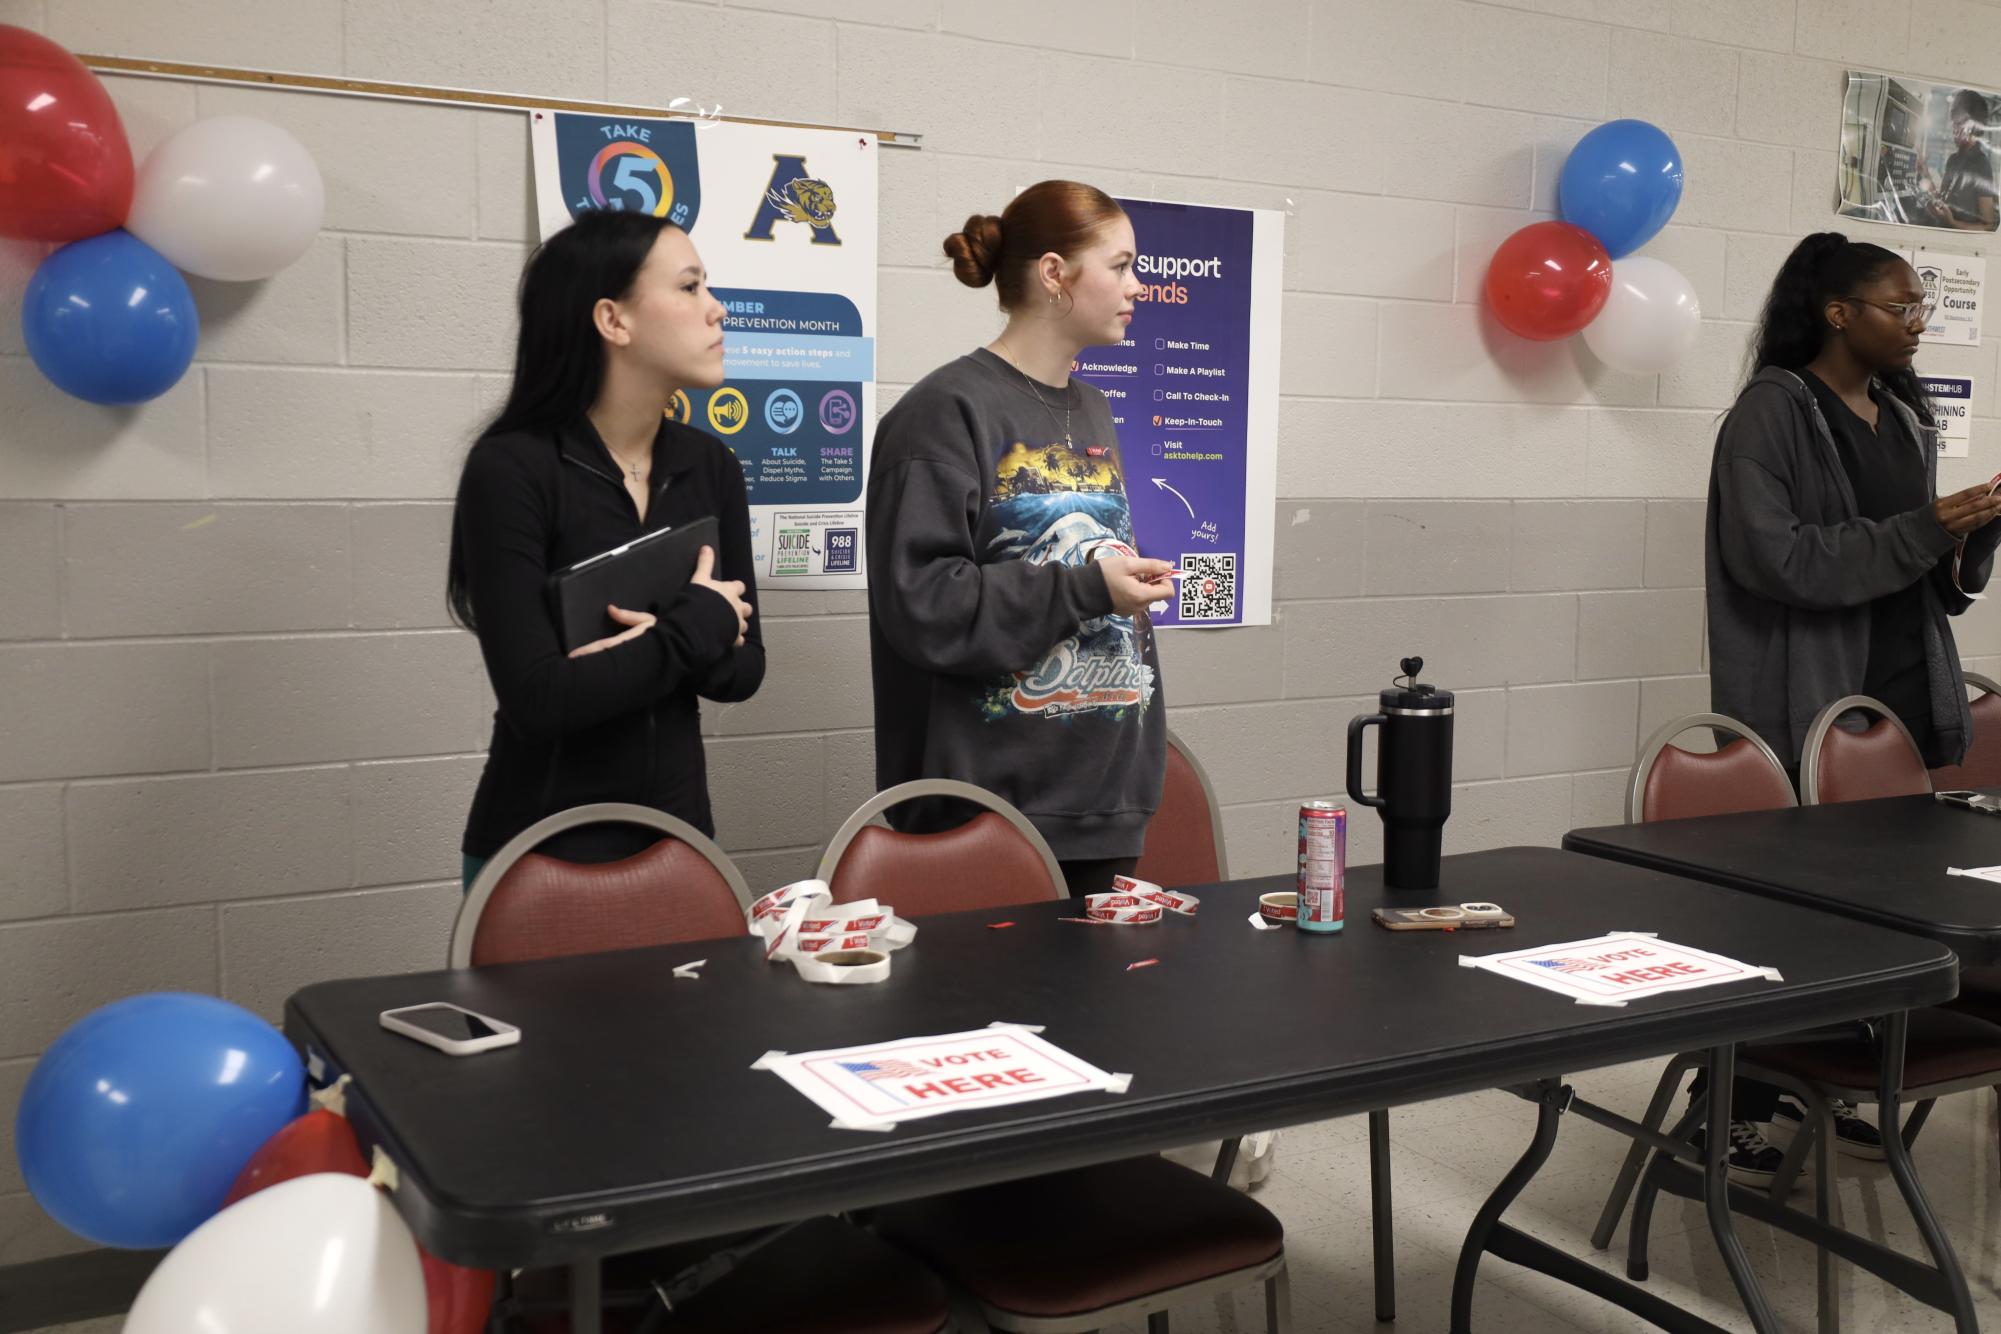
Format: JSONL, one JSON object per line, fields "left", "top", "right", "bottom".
{"left": 992, "top": 337, "right": 1074, "bottom": 449}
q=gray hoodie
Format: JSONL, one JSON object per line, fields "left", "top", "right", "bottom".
{"left": 1706, "top": 366, "right": 1994, "bottom": 766}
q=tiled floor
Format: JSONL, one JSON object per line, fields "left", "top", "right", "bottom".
{"left": 32, "top": 1057, "right": 2001, "bottom": 1332}
{"left": 1101, "top": 1057, "right": 2001, "bottom": 1334}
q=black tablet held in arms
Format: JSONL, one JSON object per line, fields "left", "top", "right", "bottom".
{"left": 545, "top": 515, "right": 720, "bottom": 653}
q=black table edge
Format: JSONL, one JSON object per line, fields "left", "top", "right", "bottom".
{"left": 286, "top": 948, "right": 1956, "bottom": 1269}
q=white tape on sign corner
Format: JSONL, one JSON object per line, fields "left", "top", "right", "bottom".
{"left": 988, "top": 1021, "right": 1047, "bottom": 1033}
{"left": 1948, "top": 865, "right": 2001, "bottom": 883}
{"left": 1460, "top": 931, "right": 1783, "bottom": 1008}
{"left": 829, "top": 1116, "right": 898, "bottom": 1133}
{"left": 750, "top": 1050, "right": 788, "bottom": 1070}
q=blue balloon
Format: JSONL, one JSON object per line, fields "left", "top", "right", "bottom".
{"left": 1559, "top": 120, "right": 1685, "bottom": 259}
{"left": 16, "top": 993, "right": 306, "bottom": 1249}
{"left": 21, "top": 229, "right": 199, "bottom": 406}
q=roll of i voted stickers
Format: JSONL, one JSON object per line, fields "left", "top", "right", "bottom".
{"left": 1109, "top": 875, "right": 1199, "bottom": 917}
{"left": 1258, "top": 892, "right": 1297, "bottom": 923}
{"left": 1079, "top": 894, "right": 1164, "bottom": 924}
{"left": 747, "top": 879, "right": 915, "bottom": 985}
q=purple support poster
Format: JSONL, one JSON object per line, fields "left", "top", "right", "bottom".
{"left": 1073, "top": 197, "right": 1281, "bottom": 627}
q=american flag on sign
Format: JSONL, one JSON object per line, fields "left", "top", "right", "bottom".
{"left": 1531, "top": 957, "right": 1603, "bottom": 975}
{"left": 839, "top": 1058, "right": 930, "bottom": 1082}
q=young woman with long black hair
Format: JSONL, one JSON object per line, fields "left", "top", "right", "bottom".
{"left": 1701, "top": 231, "right": 2001, "bottom": 1181}
{"left": 866, "top": 180, "right": 1174, "bottom": 898}
{"left": 449, "top": 210, "right": 758, "bottom": 887}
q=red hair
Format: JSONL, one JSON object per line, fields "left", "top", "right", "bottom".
{"left": 943, "top": 179, "right": 1127, "bottom": 310}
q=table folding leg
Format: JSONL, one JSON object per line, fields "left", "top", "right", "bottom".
{"left": 1448, "top": 1053, "right": 1781, "bottom": 1334}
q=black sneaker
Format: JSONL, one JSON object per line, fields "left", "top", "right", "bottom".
{"left": 1691, "top": 1121, "right": 1783, "bottom": 1186}
{"left": 1771, "top": 1098, "right": 1885, "bottom": 1161}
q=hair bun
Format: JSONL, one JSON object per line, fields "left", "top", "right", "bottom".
{"left": 943, "top": 214, "right": 1004, "bottom": 288}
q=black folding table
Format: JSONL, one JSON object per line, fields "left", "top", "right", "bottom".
{"left": 286, "top": 846, "right": 1960, "bottom": 1334}
{"left": 1566, "top": 793, "right": 2001, "bottom": 965}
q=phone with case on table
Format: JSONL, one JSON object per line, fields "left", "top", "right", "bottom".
{"left": 1371, "top": 902, "right": 1516, "bottom": 931}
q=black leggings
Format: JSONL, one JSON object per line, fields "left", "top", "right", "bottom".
{"left": 1687, "top": 1068, "right": 1782, "bottom": 1123}
{"left": 1059, "top": 857, "right": 1139, "bottom": 898}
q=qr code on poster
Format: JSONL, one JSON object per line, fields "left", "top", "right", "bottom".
{"left": 1178, "top": 553, "right": 1237, "bottom": 621}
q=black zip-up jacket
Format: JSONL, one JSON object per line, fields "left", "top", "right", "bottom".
{"left": 456, "top": 417, "right": 763, "bottom": 862}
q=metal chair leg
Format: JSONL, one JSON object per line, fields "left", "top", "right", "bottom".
{"left": 1901, "top": 1096, "right": 1936, "bottom": 1151}
{"left": 1626, "top": 1092, "right": 1708, "bottom": 1282}
{"left": 1590, "top": 1056, "right": 1690, "bottom": 1251}
{"left": 570, "top": 1258, "right": 603, "bottom": 1334}
{"left": 1210, "top": 1136, "right": 1242, "bottom": 1184}
{"left": 1804, "top": 1087, "right": 1837, "bottom": 1334}
{"left": 1265, "top": 1265, "right": 1292, "bottom": 1334}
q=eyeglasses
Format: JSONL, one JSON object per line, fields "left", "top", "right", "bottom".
{"left": 1845, "top": 295, "right": 1937, "bottom": 325}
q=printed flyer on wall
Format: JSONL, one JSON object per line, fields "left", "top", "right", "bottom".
{"left": 1840, "top": 71, "right": 2001, "bottom": 234}
{"left": 1920, "top": 375, "right": 1975, "bottom": 457}
{"left": 1891, "top": 248, "right": 1986, "bottom": 346}
{"left": 530, "top": 110, "right": 878, "bottom": 589}
{"left": 1069, "top": 197, "right": 1281, "bottom": 628}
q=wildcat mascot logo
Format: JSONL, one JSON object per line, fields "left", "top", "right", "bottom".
{"left": 744, "top": 155, "right": 843, "bottom": 245}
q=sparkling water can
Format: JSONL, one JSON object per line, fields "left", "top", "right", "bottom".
{"left": 1296, "top": 801, "right": 1346, "bottom": 932}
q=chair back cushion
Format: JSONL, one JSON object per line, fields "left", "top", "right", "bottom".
{"left": 829, "top": 812, "right": 1061, "bottom": 915}
{"left": 1641, "top": 739, "right": 1794, "bottom": 823}
{"left": 471, "top": 838, "right": 746, "bottom": 967}
{"left": 1814, "top": 718, "right": 1931, "bottom": 804}
{"left": 1930, "top": 690, "right": 2001, "bottom": 790}
{"left": 1132, "top": 744, "right": 1222, "bottom": 887}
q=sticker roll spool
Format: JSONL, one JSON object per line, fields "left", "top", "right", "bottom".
{"left": 790, "top": 948, "right": 892, "bottom": 985}
{"left": 1258, "top": 891, "right": 1298, "bottom": 923}
{"left": 1108, "top": 875, "right": 1200, "bottom": 917}
{"left": 1080, "top": 893, "right": 1165, "bottom": 925}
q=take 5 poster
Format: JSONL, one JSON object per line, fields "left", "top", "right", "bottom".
{"left": 531, "top": 110, "right": 878, "bottom": 589}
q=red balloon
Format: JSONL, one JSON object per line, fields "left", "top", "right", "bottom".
{"left": 0, "top": 25, "right": 134, "bottom": 242}
{"left": 221, "top": 1109, "right": 368, "bottom": 1207}
{"left": 1484, "top": 220, "right": 1612, "bottom": 341}
{"left": 424, "top": 1252, "right": 498, "bottom": 1334}
{"left": 225, "top": 1110, "right": 494, "bottom": 1334}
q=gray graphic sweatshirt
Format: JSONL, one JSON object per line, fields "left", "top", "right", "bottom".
{"left": 866, "top": 349, "right": 1167, "bottom": 859}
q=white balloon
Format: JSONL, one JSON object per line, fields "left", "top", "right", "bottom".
{"left": 124, "top": 1174, "right": 426, "bottom": 1334}
{"left": 127, "top": 115, "right": 325, "bottom": 281}
{"left": 1581, "top": 256, "right": 1703, "bottom": 374}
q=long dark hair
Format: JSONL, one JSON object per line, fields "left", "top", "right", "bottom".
{"left": 1749, "top": 231, "right": 1933, "bottom": 427}
{"left": 447, "top": 209, "right": 675, "bottom": 630}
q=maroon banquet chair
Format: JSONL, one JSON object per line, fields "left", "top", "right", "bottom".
{"left": 817, "top": 784, "right": 1290, "bottom": 1332}
{"left": 1624, "top": 712, "right": 1797, "bottom": 824}
{"left": 1133, "top": 729, "right": 1229, "bottom": 888}
{"left": 454, "top": 804, "right": 953, "bottom": 1334}
{"left": 1800, "top": 694, "right": 1932, "bottom": 805}
{"left": 1929, "top": 671, "right": 2001, "bottom": 790}
{"left": 815, "top": 779, "right": 1064, "bottom": 912}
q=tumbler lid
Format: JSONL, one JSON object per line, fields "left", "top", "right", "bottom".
{"left": 1379, "top": 656, "right": 1454, "bottom": 711}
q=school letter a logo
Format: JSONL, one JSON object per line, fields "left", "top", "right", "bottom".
{"left": 744, "top": 154, "right": 843, "bottom": 245}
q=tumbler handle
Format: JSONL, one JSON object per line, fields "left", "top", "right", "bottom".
{"left": 1347, "top": 714, "right": 1387, "bottom": 810}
